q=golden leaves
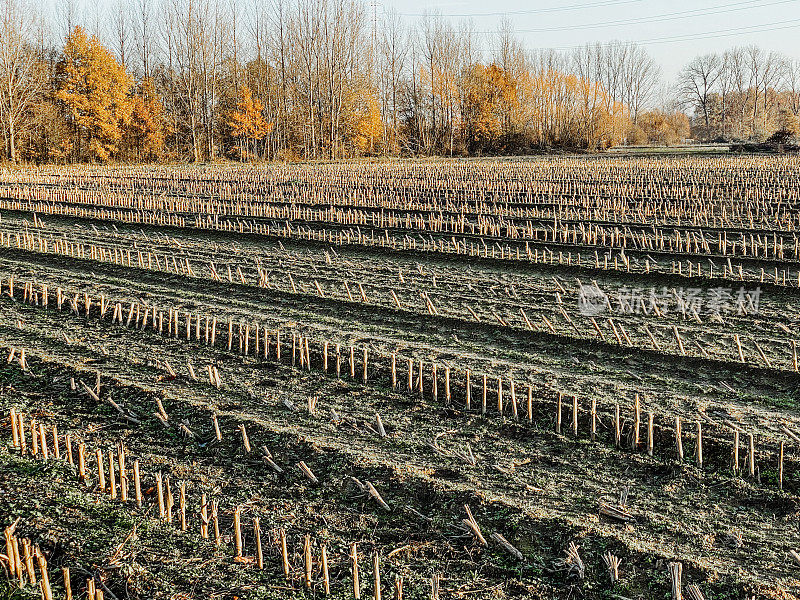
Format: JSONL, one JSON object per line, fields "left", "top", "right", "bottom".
{"left": 55, "top": 27, "right": 133, "bottom": 162}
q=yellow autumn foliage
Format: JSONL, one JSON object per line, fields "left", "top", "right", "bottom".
{"left": 55, "top": 27, "right": 132, "bottom": 162}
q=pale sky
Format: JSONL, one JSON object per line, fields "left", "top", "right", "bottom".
{"left": 43, "top": 0, "right": 800, "bottom": 90}
{"left": 383, "top": 0, "right": 800, "bottom": 83}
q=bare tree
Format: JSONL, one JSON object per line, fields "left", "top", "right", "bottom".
{"left": 573, "top": 41, "right": 657, "bottom": 138}
{"left": 786, "top": 59, "right": 800, "bottom": 117}
{"left": 112, "top": 0, "right": 130, "bottom": 68}
{"left": 715, "top": 50, "right": 734, "bottom": 139}
{"left": 0, "top": 0, "right": 44, "bottom": 162}
{"left": 622, "top": 44, "right": 660, "bottom": 125}
{"left": 759, "top": 51, "right": 788, "bottom": 136}
{"left": 726, "top": 47, "right": 750, "bottom": 138}
{"left": 379, "top": 9, "right": 408, "bottom": 153}
{"left": 678, "top": 53, "right": 721, "bottom": 138}
{"left": 55, "top": 0, "right": 77, "bottom": 42}
{"left": 134, "top": 0, "right": 155, "bottom": 77}
{"left": 162, "top": 0, "right": 218, "bottom": 161}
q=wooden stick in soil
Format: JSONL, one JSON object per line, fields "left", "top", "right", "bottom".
{"left": 108, "top": 452, "right": 117, "bottom": 499}
{"left": 96, "top": 449, "right": 105, "bottom": 492}
{"left": 351, "top": 542, "right": 361, "bottom": 599}
{"left": 260, "top": 446, "right": 283, "bottom": 473}
{"left": 647, "top": 413, "right": 654, "bottom": 457}
{"left": 155, "top": 472, "right": 165, "bottom": 519}
{"left": 63, "top": 567, "right": 72, "bottom": 600}
{"left": 10, "top": 408, "right": 18, "bottom": 448}
{"left": 280, "top": 528, "right": 290, "bottom": 579}
{"left": 17, "top": 412, "right": 26, "bottom": 455}
{"left": 65, "top": 434, "right": 74, "bottom": 466}
{"left": 200, "top": 494, "right": 209, "bottom": 539}
{"left": 733, "top": 334, "right": 745, "bottom": 363}
{"left": 696, "top": 421, "right": 703, "bottom": 469}
{"left": 254, "top": 518, "right": 263, "bottom": 569}
{"left": 13, "top": 536, "right": 23, "bottom": 586}
{"left": 445, "top": 367, "right": 451, "bottom": 405}
{"left": 36, "top": 547, "right": 53, "bottom": 600}
{"left": 779, "top": 441, "right": 784, "bottom": 490}
{"left": 304, "top": 534, "right": 312, "bottom": 589}
{"left": 4, "top": 526, "right": 16, "bottom": 579}
{"left": 366, "top": 481, "right": 390, "bottom": 511}
{"left": 212, "top": 414, "right": 222, "bottom": 441}
{"left": 297, "top": 461, "right": 319, "bottom": 484}
{"left": 686, "top": 584, "right": 706, "bottom": 600}
{"left": 481, "top": 374, "right": 487, "bottom": 415}
{"left": 373, "top": 552, "right": 381, "bottom": 600}
{"left": 490, "top": 532, "right": 524, "bottom": 560}
{"left": 465, "top": 370, "right": 471, "bottom": 410}
{"left": 133, "top": 460, "right": 142, "bottom": 507}
{"left": 572, "top": 395, "right": 578, "bottom": 436}
{"left": 212, "top": 501, "right": 220, "bottom": 546}
{"left": 790, "top": 550, "right": 800, "bottom": 567}
{"left": 497, "top": 377, "right": 503, "bottom": 414}
{"left": 239, "top": 424, "right": 251, "bottom": 453}
{"left": 527, "top": 384, "right": 533, "bottom": 422}
{"left": 77, "top": 442, "right": 86, "bottom": 482}
{"left": 675, "top": 417, "right": 683, "bottom": 462}
{"left": 234, "top": 506, "right": 243, "bottom": 557}
{"left": 614, "top": 404, "right": 621, "bottom": 447}
{"left": 602, "top": 551, "right": 621, "bottom": 584}
{"left": 118, "top": 444, "right": 127, "bottom": 502}
{"left": 375, "top": 413, "right": 386, "bottom": 438}
{"left": 748, "top": 433, "right": 755, "bottom": 478}
{"left": 31, "top": 419, "right": 38, "bottom": 456}
{"left": 556, "top": 393, "right": 562, "bottom": 434}
{"left": 462, "top": 504, "right": 487, "bottom": 546}
{"left": 22, "top": 539, "right": 35, "bottom": 585}
{"left": 669, "top": 562, "right": 683, "bottom": 600}
{"left": 39, "top": 423, "right": 48, "bottom": 460}
{"left": 51, "top": 424, "right": 59, "bottom": 460}
{"left": 394, "top": 575, "right": 403, "bottom": 600}
{"left": 179, "top": 482, "right": 187, "bottom": 531}
{"left": 165, "top": 476, "right": 174, "bottom": 522}
{"left": 321, "top": 545, "right": 330, "bottom": 595}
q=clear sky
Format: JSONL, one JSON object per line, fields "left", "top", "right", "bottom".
{"left": 381, "top": 0, "right": 800, "bottom": 83}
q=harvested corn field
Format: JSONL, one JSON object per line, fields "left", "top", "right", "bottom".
{"left": 2, "top": 156, "right": 800, "bottom": 599}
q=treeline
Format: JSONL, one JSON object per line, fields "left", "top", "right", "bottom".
{"left": 679, "top": 47, "right": 800, "bottom": 142}
{"left": 0, "top": 0, "right": 796, "bottom": 162}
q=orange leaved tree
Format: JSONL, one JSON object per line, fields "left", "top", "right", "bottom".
{"left": 55, "top": 26, "right": 132, "bottom": 162}
{"left": 462, "top": 64, "right": 518, "bottom": 153}
{"left": 127, "top": 78, "right": 165, "bottom": 161}
{"left": 341, "top": 83, "right": 382, "bottom": 156}
{"left": 226, "top": 86, "right": 271, "bottom": 160}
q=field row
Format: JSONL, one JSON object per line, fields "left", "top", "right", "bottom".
{"left": 3, "top": 158, "right": 800, "bottom": 598}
